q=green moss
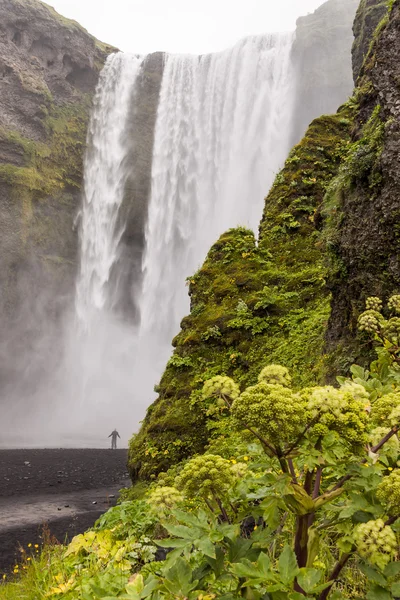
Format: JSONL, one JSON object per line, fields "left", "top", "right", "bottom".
{"left": 0, "top": 98, "right": 91, "bottom": 201}
{"left": 128, "top": 106, "right": 356, "bottom": 482}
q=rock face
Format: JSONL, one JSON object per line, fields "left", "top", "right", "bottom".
{"left": 352, "top": 0, "right": 388, "bottom": 82}
{"left": 325, "top": 1, "right": 400, "bottom": 366}
{"left": 291, "top": 0, "right": 359, "bottom": 144}
{"left": 0, "top": 0, "right": 113, "bottom": 383}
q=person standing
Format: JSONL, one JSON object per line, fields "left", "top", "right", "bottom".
{"left": 108, "top": 429, "right": 120, "bottom": 449}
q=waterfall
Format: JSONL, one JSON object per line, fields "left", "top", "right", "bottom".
{"left": 76, "top": 52, "right": 143, "bottom": 324}
{"left": 0, "top": 35, "right": 298, "bottom": 447}
{"left": 138, "top": 33, "right": 295, "bottom": 354}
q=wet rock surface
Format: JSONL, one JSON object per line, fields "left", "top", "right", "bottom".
{"left": 0, "top": 449, "right": 129, "bottom": 573}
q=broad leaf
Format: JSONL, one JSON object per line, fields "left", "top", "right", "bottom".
{"left": 392, "top": 582, "right": 400, "bottom": 596}
{"left": 163, "top": 557, "right": 199, "bottom": 596}
{"left": 278, "top": 545, "right": 299, "bottom": 585}
{"left": 359, "top": 562, "right": 387, "bottom": 587}
{"left": 384, "top": 561, "right": 400, "bottom": 578}
{"left": 296, "top": 568, "right": 323, "bottom": 593}
{"left": 196, "top": 536, "right": 216, "bottom": 559}
{"left": 366, "top": 585, "right": 391, "bottom": 600}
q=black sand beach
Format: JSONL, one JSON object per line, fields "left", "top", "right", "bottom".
{"left": 0, "top": 449, "right": 129, "bottom": 573}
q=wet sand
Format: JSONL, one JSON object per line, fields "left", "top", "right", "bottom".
{"left": 0, "top": 449, "right": 129, "bottom": 573}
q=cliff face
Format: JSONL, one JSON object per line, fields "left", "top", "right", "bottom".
{"left": 352, "top": 0, "right": 388, "bottom": 82}
{"left": 0, "top": 0, "right": 113, "bottom": 372}
{"left": 325, "top": 0, "right": 400, "bottom": 367}
{"left": 291, "top": 0, "right": 358, "bottom": 144}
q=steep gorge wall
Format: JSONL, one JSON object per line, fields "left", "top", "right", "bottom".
{"left": 0, "top": 0, "right": 113, "bottom": 380}
{"left": 325, "top": 0, "right": 400, "bottom": 368}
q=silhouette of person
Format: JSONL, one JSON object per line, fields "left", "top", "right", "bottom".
{"left": 108, "top": 429, "right": 120, "bottom": 449}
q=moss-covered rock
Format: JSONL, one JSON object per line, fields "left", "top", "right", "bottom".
{"left": 128, "top": 106, "right": 355, "bottom": 481}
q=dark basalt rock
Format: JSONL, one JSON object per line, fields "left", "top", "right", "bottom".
{"left": 325, "top": 1, "right": 400, "bottom": 368}
{"left": 352, "top": 0, "right": 388, "bottom": 83}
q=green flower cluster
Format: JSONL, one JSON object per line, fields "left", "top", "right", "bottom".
{"left": 202, "top": 376, "right": 240, "bottom": 405}
{"left": 389, "top": 404, "right": 400, "bottom": 428}
{"left": 230, "top": 462, "right": 248, "bottom": 478}
{"left": 340, "top": 381, "right": 370, "bottom": 403}
{"left": 371, "top": 393, "right": 400, "bottom": 426}
{"left": 369, "top": 427, "right": 399, "bottom": 453}
{"left": 377, "top": 471, "right": 400, "bottom": 513}
{"left": 231, "top": 383, "right": 305, "bottom": 447}
{"left": 353, "top": 519, "right": 397, "bottom": 569}
{"left": 258, "top": 364, "right": 292, "bottom": 387}
{"left": 366, "top": 297, "right": 383, "bottom": 311}
{"left": 175, "top": 454, "right": 235, "bottom": 499}
{"left": 147, "top": 486, "right": 184, "bottom": 514}
{"left": 358, "top": 310, "right": 382, "bottom": 333}
{"left": 382, "top": 317, "right": 400, "bottom": 344}
{"left": 388, "top": 294, "right": 400, "bottom": 314}
{"left": 307, "top": 387, "right": 368, "bottom": 448}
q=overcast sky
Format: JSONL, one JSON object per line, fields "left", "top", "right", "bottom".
{"left": 46, "top": 0, "right": 326, "bottom": 55}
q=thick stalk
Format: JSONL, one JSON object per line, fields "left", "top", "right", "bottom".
{"left": 294, "top": 514, "right": 309, "bottom": 568}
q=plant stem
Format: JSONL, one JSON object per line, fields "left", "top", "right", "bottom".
{"left": 294, "top": 514, "right": 309, "bottom": 568}
{"left": 288, "top": 458, "right": 298, "bottom": 483}
{"left": 313, "top": 467, "right": 323, "bottom": 499}
{"left": 318, "top": 552, "right": 352, "bottom": 600}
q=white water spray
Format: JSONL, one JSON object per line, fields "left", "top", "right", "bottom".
{"left": 76, "top": 52, "right": 143, "bottom": 323}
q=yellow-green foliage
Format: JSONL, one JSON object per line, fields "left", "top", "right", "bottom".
{"left": 128, "top": 107, "right": 355, "bottom": 481}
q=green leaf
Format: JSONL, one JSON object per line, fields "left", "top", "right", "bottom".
{"left": 196, "top": 537, "right": 216, "bottom": 559}
{"left": 392, "top": 582, "right": 400, "bottom": 596}
{"left": 296, "top": 568, "right": 323, "bottom": 593}
{"left": 366, "top": 585, "right": 391, "bottom": 600}
{"left": 384, "top": 561, "right": 400, "bottom": 578}
{"left": 163, "top": 523, "right": 199, "bottom": 540}
{"left": 156, "top": 537, "right": 189, "bottom": 549}
{"left": 163, "top": 557, "right": 199, "bottom": 596}
{"left": 306, "top": 528, "right": 320, "bottom": 568}
{"left": 350, "top": 365, "right": 368, "bottom": 380}
{"left": 278, "top": 545, "right": 299, "bottom": 585}
{"left": 359, "top": 562, "right": 387, "bottom": 587}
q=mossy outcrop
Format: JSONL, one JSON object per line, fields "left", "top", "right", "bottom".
{"left": 128, "top": 0, "right": 400, "bottom": 482}
{"left": 0, "top": 0, "right": 113, "bottom": 310}
{"left": 128, "top": 107, "right": 354, "bottom": 480}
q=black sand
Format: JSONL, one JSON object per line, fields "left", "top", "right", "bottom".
{"left": 0, "top": 449, "right": 130, "bottom": 573}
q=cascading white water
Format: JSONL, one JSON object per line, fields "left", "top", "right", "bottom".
{"left": 76, "top": 52, "right": 143, "bottom": 323}
{"left": 139, "top": 33, "right": 295, "bottom": 353}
